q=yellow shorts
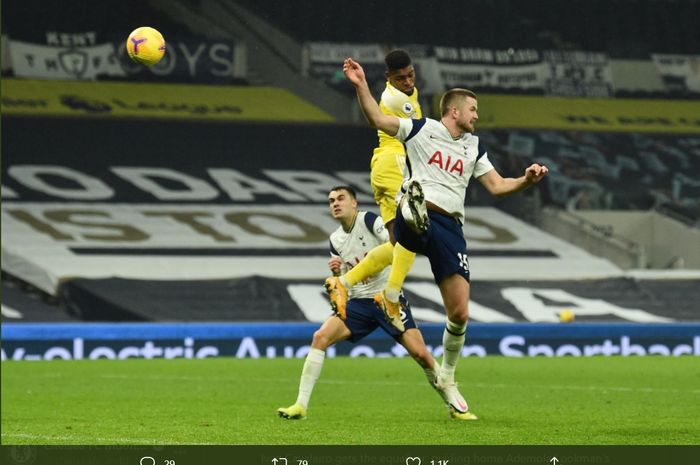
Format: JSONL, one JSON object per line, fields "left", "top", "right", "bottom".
{"left": 370, "top": 152, "right": 406, "bottom": 224}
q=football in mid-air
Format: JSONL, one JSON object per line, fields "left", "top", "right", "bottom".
{"left": 559, "top": 309, "right": 576, "bottom": 323}
{"left": 126, "top": 26, "right": 166, "bottom": 66}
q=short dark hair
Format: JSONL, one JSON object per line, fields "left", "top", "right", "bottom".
{"left": 440, "top": 88, "right": 478, "bottom": 116}
{"left": 385, "top": 49, "right": 412, "bottom": 71}
{"left": 329, "top": 185, "right": 357, "bottom": 199}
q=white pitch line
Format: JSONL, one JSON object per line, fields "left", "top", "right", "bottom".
{"left": 467, "top": 382, "right": 700, "bottom": 395}
{"left": 318, "top": 379, "right": 700, "bottom": 395}
{"left": 0, "top": 432, "right": 215, "bottom": 445}
{"left": 13, "top": 372, "right": 700, "bottom": 395}
{"left": 95, "top": 373, "right": 700, "bottom": 394}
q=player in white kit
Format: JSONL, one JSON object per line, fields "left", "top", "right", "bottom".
{"left": 343, "top": 58, "right": 549, "bottom": 418}
{"left": 277, "top": 186, "right": 475, "bottom": 420}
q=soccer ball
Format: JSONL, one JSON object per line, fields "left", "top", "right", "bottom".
{"left": 559, "top": 309, "right": 576, "bottom": 323}
{"left": 126, "top": 27, "right": 166, "bottom": 66}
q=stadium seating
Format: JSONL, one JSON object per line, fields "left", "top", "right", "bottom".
{"left": 480, "top": 130, "right": 700, "bottom": 221}
{"left": 234, "top": 0, "right": 700, "bottom": 55}
{"left": 1, "top": 0, "right": 190, "bottom": 41}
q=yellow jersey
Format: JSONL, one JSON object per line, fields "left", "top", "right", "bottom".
{"left": 374, "top": 82, "right": 422, "bottom": 158}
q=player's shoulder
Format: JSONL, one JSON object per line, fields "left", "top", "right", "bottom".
{"left": 381, "top": 84, "right": 418, "bottom": 117}
{"left": 362, "top": 212, "right": 383, "bottom": 229}
{"left": 464, "top": 133, "right": 486, "bottom": 155}
{"left": 380, "top": 82, "right": 402, "bottom": 98}
{"left": 412, "top": 117, "right": 442, "bottom": 136}
{"left": 360, "top": 211, "right": 385, "bottom": 234}
{"left": 355, "top": 210, "right": 373, "bottom": 226}
{"left": 423, "top": 117, "right": 443, "bottom": 129}
{"left": 329, "top": 224, "right": 346, "bottom": 245}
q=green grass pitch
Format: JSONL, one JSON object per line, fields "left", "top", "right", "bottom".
{"left": 2, "top": 356, "right": 699, "bottom": 445}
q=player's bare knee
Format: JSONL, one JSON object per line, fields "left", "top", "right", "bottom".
{"left": 448, "top": 308, "right": 468, "bottom": 326}
{"left": 311, "top": 329, "right": 331, "bottom": 349}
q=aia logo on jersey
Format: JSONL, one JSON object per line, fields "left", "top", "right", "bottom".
{"left": 428, "top": 151, "right": 463, "bottom": 176}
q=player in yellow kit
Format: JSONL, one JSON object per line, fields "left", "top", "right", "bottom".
{"left": 372, "top": 50, "right": 422, "bottom": 238}
{"left": 325, "top": 50, "right": 421, "bottom": 331}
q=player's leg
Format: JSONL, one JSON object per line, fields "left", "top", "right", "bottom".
{"left": 382, "top": 178, "right": 435, "bottom": 305}
{"left": 340, "top": 163, "right": 402, "bottom": 286}
{"left": 383, "top": 240, "right": 416, "bottom": 303}
{"left": 294, "top": 318, "right": 350, "bottom": 409}
{"left": 388, "top": 299, "right": 475, "bottom": 420}
{"left": 338, "top": 242, "right": 394, "bottom": 288}
{"left": 434, "top": 273, "right": 477, "bottom": 419}
{"left": 400, "top": 180, "right": 430, "bottom": 234}
{"left": 372, "top": 218, "right": 416, "bottom": 332}
{"left": 399, "top": 326, "right": 476, "bottom": 420}
{"left": 325, "top": 242, "right": 394, "bottom": 319}
{"left": 398, "top": 328, "right": 440, "bottom": 388}
{"left": 415, "top": 214, "right": 476, "bottom": 419}
{"left": 416, "top": 213, "right": 470, "bottom": 386}
{"left": 374, "top": 203, "right": 423, "bottom": 331}
{"left": 437, "top": 273, "right": 469, "bottom": 386}
{"left": 326, "top": 157, "right": 406, "bottom": 313}
{"left": 325, "top": 240, "right": 394, "bottom": 319}
{"left": 374, "top": 293, "right": 436, "bottom": 387}
{"left": 379, "top": 180, "right": 421, "bottom": 305}
{"left": 371, "top": 152, "right": 405, "bottom": 245}
{"left": 278, "top": 317, "right": 351, "bottom": 419}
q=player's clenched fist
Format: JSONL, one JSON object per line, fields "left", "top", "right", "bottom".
{"left": 328, "top": 256, "right": 343, "bottom": 276}
{"left": 524, "top": 163, "right": 549, "bottom": 184}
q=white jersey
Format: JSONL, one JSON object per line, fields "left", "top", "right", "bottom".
{"left": 395, "top": 118, "right": 494, "bottom": 222}
{"left": 329, "top": 211, "right": 389, "bottom": 299}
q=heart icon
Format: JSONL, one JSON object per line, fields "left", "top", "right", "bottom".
{"left": 406, "top": 458, "right": 421, "bottom": 465}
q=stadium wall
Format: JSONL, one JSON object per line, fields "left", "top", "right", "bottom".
{"left": 539, "top": 208, "right": 643, "bottom": 269}
{"left": 2, "top": 323, "right": 699, "bottom": 361}
{"left": 574, "top": 210, "right": 700, "bottom": 268}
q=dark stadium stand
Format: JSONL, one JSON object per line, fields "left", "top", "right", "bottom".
{"left": 232, "top": 0, "right": 700, "bottom": 99}
{"left": 480, "top": 130, "right": 700, "bottom": 220}
{"left": 235, "top": 0, "right": 700, "bottom": 55}
{"left": 511, "top": 0, "right": 700, "bottom": 57}
{"left": 1, "top": 0, "right": 190, "bottom": 41}
{"left": 236, "top": 0, "right": 549, "bottom": 49}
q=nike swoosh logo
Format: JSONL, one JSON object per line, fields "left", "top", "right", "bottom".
{"left": 456, "top": 399, "right": 467, "bottom": 412}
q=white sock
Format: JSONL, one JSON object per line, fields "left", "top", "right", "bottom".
{"left": 440, "top": 320, "right": 467, "bottom": 385}
{"left": 295, "top": 348, "right": 325, "bottom": 409}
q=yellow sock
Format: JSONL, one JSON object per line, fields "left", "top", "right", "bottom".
{"left": 344, "top": 241, "right": 394, "bottom": 286}
{"left": 385, "top": 243, "right": 416, "bottom": 301}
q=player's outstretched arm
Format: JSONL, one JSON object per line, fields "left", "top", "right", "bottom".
{"left": 477, "top": 163, "right": 549, "bottom": 196}
{"left": 343, "top": 58, "right": 400, "bottom": 136}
